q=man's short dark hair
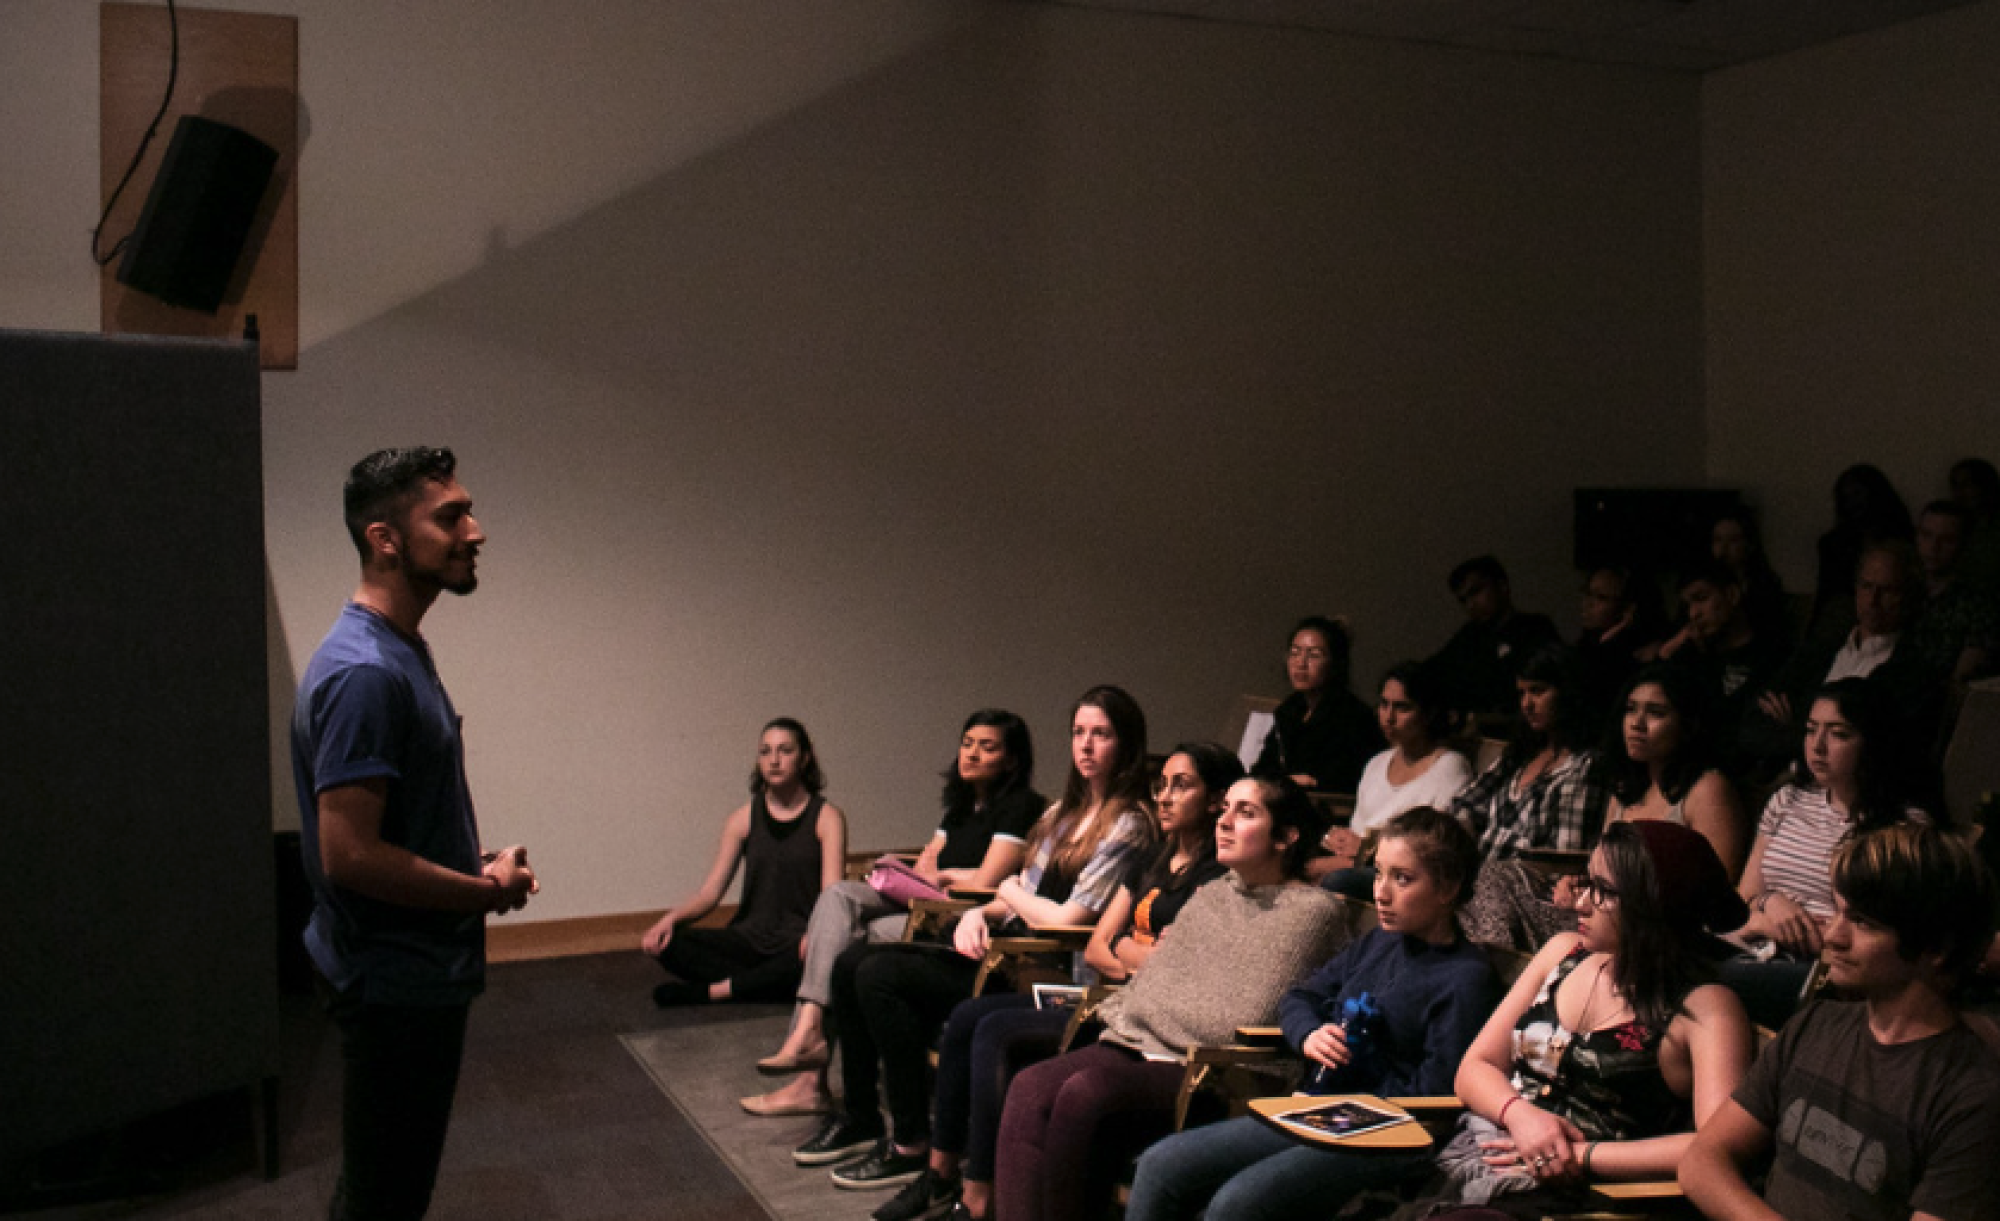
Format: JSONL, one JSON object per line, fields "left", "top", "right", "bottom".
{"left": 1833, "top": 823, "right": 1998, "bottom": 982}
{"left": 1921, "top": 498, "right": 1969, "bottom": 526}
{"left": 343, "top": 447, "right": 458, "bottom": 562}
{"left": 1448, "top": 555, "right": 1508, "bottom": 593}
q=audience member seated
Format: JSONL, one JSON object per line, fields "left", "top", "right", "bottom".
{"left": 1430, "top": 556, "right": 1561, "bottom": 718}
{"left": 642, "top": 717, "right": 847, "bottom": 1007}
{"left": 791, "top": 687, "right": 1156, "bottom": 1190}
{"left": 1318, "top": 660, "right": 1473, "bottom": 896}
{"left": 1721, "top": 678, "right": 1932, "bottom": 1029}
{"left": 1709, "top": 503, "right": 1794, "bottom": 651}
{"left": 1421, "top": 821, "right": 1754, "bottom": 1221}
{"left": 1741, "top": 542, "right": 1943, "bottom": 776}
{"left": 1453, "top": 644, "right": 1611, "bottom": 951}
{"left": 1809, "top": 463, "right": 1914, "bottom": 644}
{"left": 875, "top": 742, "right": 1239, "bottom": 1221}
{"left": 743, "top": 709, "right": 1043, "bottom": 1117}
{"left": 1253, "top": 615, "right": 1384, "bottom": 794}
{"left": 1909, "top": 499, "right": 1998, "bottom": 692}
{"left": 1682, "top": 824, "right": 2000, "bottom": 1221}
{"left": 1125, "top": 807, "right": 1502, "bottom": 1221}
{"left": 1949, "top": 455, "right": 2000, "bottom": 595}
{"left": 1598, "top": 664, "right": 1748, "bottom": 878}
{"left": 1656, "top": 561, "right": 1788, "bottom": 778}
{"left": 992, "top": 774, "right": 1344, "bottom": 1221}
{"left": 1574, "top": 564, "right": 1666, "bottom": 719}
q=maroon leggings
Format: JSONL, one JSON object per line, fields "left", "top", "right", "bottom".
{"left": 994, "top": 1042, "right": 1182, "bottom": 1221}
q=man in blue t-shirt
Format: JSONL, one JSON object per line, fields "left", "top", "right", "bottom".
{"left": 293, "top": 446, "right": 538, "bottom": 1220}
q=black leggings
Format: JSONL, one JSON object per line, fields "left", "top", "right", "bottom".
{"left": 656, "top": 925, "right": 804, "bottom": 1004}
{"left": 833, "top": 940, "right": 980, "bottom": 1145}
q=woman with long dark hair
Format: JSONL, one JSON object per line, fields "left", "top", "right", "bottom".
{"left": 1422, "top": 820, "right": 1754, "bottom": 1221}
{"left": 1453, "top": 645, "right": 1612, "bottom": 949}
{"left": 793, "top": 686, "right": 1158, "bottom": 1190}
{"left": 642, "top": 717, "right": 848, "bottom": 1006}
{"left": 745, "top": 709, "right": 1042, "bottom": 1116}
{"left": 1600, "top": 664, "right": 1747, "bottom": 878}
{"left": 992, "top": 773, "right": 1344, "bottom": 1221}
{"left": 1318, "top": 660, "right": 1472, "bottom": 895}
{"left": 877, "top": 742, "right": 1244, "bottom": 1221}
{"left": 1721, "top": 677, "right": 1931, "bottom": 1027}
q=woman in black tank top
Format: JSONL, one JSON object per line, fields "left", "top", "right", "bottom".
{"left": 641, "top": 717, "right": 847, "bottom": 1006}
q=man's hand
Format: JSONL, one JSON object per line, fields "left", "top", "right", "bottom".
{"left": 483, "top": 845, "right": 538, "bottom": 914}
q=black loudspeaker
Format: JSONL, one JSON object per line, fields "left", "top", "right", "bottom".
{"left": 116, "top": 115, "right": 277, "bottom": 315}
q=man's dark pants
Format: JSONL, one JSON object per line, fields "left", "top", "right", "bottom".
{"left": 326, "top": 986, "right": 471, "bottom": 1221}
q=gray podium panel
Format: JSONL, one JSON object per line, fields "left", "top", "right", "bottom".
{"left": 0, "top": 328, "right": 276, "bottom": 1160}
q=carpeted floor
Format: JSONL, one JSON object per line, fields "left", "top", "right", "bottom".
{"left": 3, "top": 952, "right": 785, "bottom": 1220}
{"left": 623, "top": 1015, "right": 880, "bottom": 1221}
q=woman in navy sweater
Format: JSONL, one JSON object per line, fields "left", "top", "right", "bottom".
{"left": 1125, "top": 806, "right": 1501, "bottom": 1221}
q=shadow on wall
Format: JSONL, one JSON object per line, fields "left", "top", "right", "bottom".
{"left": 259, "top": 8, "right": 1704, "bottom": 920}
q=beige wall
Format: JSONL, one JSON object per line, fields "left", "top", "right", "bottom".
{"left": 4, "top": 2, "right": 1706, "bottom": 921}
{"left": 1704, "top": 1, "right": 2000, "bottom": 582}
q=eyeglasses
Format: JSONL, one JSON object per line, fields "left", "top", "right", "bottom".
{"left": 1577, "top": 875, "right": 1621, "bottom": 908}
{"left": 1151, "top": 774, "right": 1200, "bottom": 800}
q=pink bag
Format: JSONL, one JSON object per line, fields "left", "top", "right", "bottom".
{"left": 866, "top": 856, "right": 948, "bottom": 908}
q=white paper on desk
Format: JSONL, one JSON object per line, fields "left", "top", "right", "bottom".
{"left": 1239, "top": 711, "right": 1275, "bottom": 772}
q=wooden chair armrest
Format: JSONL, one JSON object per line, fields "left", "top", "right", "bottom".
{"left": 1057, "top": 982, "right": 1124, "bottom": 1054}
{"left": 1175, "top": 1044, "right": 1289, "bottom": 1130}
{"left": 948, "top": 885, "right": 998, "bottom": 901}
{"left": 1589, "top": 1182, "right": 1685, "bottom": 1201}
{"left": 1386, "top": 1095, "right": 1464, "bottom": 1112}
{"left": 987, "top": 935, "right": 1075, "bottom": 957}
{"left": 1234, "top": 1025, "right": 1286, "bottom": 1047}
{"left": 904, "top": 896, "right": 977, "bottom": 941}
{"left": 1515, "top": 847, "right": 1590, "bottom": 876}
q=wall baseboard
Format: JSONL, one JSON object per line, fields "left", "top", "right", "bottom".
{"left": 488, "top": 906, "right": 736, "bottom": 964}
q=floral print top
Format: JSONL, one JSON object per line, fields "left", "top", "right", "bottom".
{"left": 1506, "top": 944, "right": 1689, "bottom": 1142}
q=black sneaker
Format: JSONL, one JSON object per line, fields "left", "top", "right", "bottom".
{"left": 830, "top": 1142, "right": 928, "bottom": 1190}
{"left": 794, "top": 1116, "right": 885, "bottom": 1167}
{"left": 871, "top": 1167, "right": 960, "bottom": 1221}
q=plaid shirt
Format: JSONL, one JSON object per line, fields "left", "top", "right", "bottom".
{"left": 1451, "top": 748, "right": 1609, "bottom": 858}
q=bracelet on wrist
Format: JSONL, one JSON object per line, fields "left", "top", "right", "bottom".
{"left": 1582, "top": 1141, "right": 1597, "bottom": 1176}
{"left": 1498, "top": 1096, "right": 1522, "bottom": 1127}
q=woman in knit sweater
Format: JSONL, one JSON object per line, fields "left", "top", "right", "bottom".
{"left": 991, "top": 773, "right": 1345, "bottom": 1221}
{"left": 1124, "top": 806, "right": 1501, "bottom": 1221}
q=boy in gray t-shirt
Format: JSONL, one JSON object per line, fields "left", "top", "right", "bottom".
{"left": 1680, "top": 824, "right": 2000, "bottom": 1221}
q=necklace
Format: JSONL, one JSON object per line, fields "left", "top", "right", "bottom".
{"left": 1572, "top": 956, "right": 1615, "bottom": 1034}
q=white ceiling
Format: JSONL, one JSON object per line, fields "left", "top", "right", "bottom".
{"left": 1046, "top": 0, "right": 1979, "bottom": 70}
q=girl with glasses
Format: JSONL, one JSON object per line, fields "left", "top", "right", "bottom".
{"left": 1423, "top": 820, "right": 1754, "bottom": 1221}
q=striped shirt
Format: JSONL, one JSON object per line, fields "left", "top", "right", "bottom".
{"left": 1755, "top": 785, "right": 1926, "bottom": 921}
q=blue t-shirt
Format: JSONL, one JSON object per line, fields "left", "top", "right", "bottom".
{"left": 292, "top": 604, "right": 484, "bottom": 1005}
